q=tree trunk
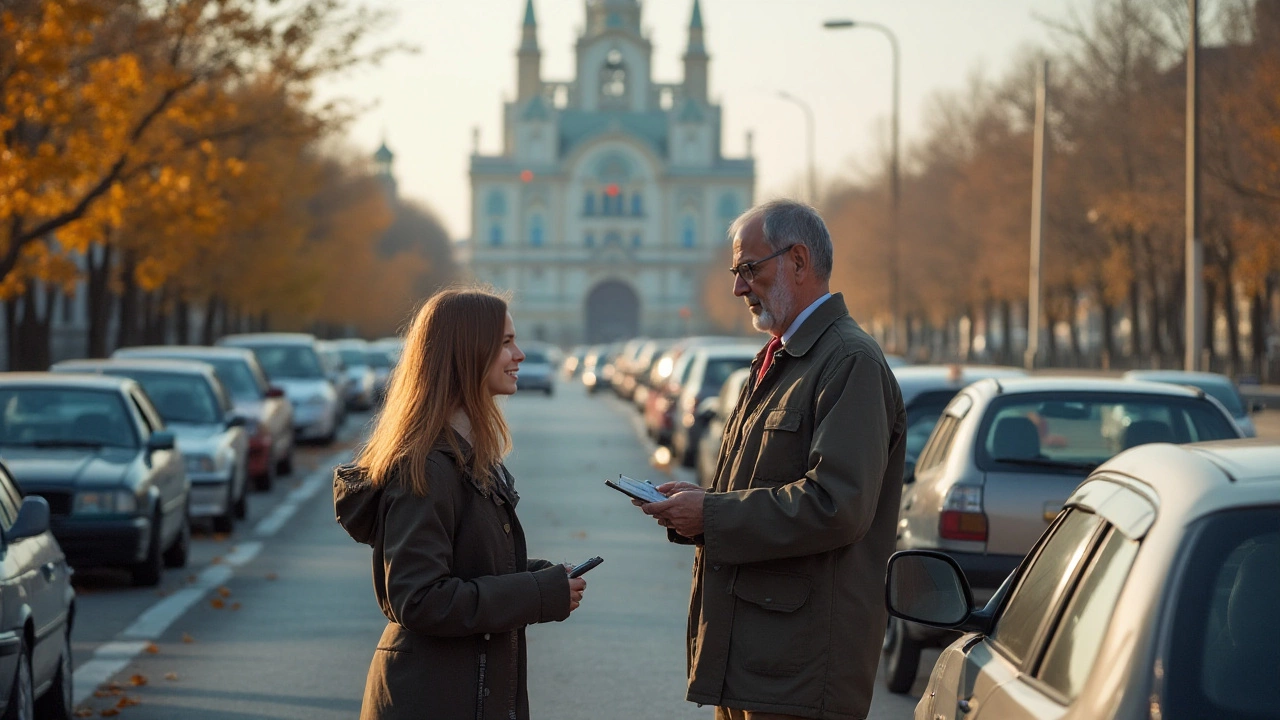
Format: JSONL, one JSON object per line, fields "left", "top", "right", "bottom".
{"left": 1000, "top": 300, "right": 1014, "bottom": 365}
{"left": 175, "top": 297, "right": 190, "bottom": 345}
{"left": 2, "top": 300, "right": 15, "bottom": 371}
{"left": 200, "top": 295, "right": 221, "bottom": 345}
{"left": 1253, "top": 288, "right": 1268, "bottom": 379}
{"left": 1203, "top": 279, "right": 1218, "bottom": 369}
{"left": 116, "top": 250, "right": 139, "bottom": 349}
{"left": 11, "top": 283, "right": 52, "bottom": 371}
{"left": 1224, "top": 272, "right": 1241, "bottom": 372}
{"left": 1128, "top": 279, "right": 1143, "bottom": 359}
{"left": 86, "top": 243, "right": 114, "bottom": 358}
{"left": 1100, "top": 299, "right": 1116, "bottom": 370}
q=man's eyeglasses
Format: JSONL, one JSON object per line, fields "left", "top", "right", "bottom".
{"left": 728, "top": 245, "right": 798, "bottom": 283}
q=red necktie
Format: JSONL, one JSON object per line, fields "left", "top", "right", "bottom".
{"left": 756, "top": 336, "right": 782, "bottom": 383}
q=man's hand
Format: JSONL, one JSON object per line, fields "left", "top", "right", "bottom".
{"left": 640, "top": 482, "right": 706, "bottom": 538}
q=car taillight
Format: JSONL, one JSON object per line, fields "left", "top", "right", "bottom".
{"left": 939, "top": 486, "right": 987, "bottom": 542}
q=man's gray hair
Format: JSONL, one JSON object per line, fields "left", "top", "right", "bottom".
{"left": 727, "top": 200, "right": 834, "bottom": 281}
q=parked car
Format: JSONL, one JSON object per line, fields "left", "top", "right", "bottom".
{"left": 218, "top": 333, "right": 342, "bottom": 445}
{"left": 671, "top": 345, "right": 759, "bottom": 467}
{"left": 52, "top": 359, "right": 250, "bottom": 533}
{"left": 694, "top": 367, "right": 751, "bottom": 485}
{"left": 328, "top": 339, "right": 377, "bottom": 410}
{"left": 0, "top": 460, "right": 75, "bottom": 719}
{"left": 1122, "top": 369, "right": 1260, "bottom": 437}
{"left": 365, "top": 346, "right": 395, "bottom": 403}
{"left": 889, "top": 438, "right": 1280, "bottom": 720}
{"left": 315, "top": 342, "right": 352, "bottom": 427}
{"left": 628, "top": 340, "right": 676, "bottom": 411}
{"left": 581, "top": 344, "right": 619, "bottom": 394}
{"left": 895, "top": 365, "right": 1028, "bottom": 466}
{"left": 112, "top": 345, "right": 295, "bottom": 489}
{"left": 516, "top": 344, "right": 556, "bottom": 396}
{"left": 0, "top": 374, "right": 189, "bottom": 586}
{"left": 887, "top": 377, "right": 1243, "bottom": 693}
{"left": 562, "top": 346, "right": 589, "bottom": 378}
{"left": 643, "top": 336, "right": 751, "bottom": 444}
{"left": 610, "top": 339, "right": 650, "bottom": 401}
{"left": 370, "top": 336, "right": 404, "bottom": 366}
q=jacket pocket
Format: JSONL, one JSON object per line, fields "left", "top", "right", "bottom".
{"left": 730, "top": 569, "right": 818, "bottom": 676}
{"left": 375, "top": 623, "right": 414, "bottom": 654}
{"left": 755, "top": 408, "right": 807, "bottom": 482}
{"left": 763, "top": 409, "right": 802, "bottom": 432}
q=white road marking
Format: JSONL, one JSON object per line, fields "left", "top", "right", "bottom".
{"left": 73, "top": 454, "right": 346, "bottom": 704}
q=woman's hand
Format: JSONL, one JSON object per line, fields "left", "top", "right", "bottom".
{"left": 562, "top": 565, "right": 587, "bottom": 613}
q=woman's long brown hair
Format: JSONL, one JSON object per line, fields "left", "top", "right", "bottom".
{"left": 355, "top": 287, "right": 512, "bottom": 495}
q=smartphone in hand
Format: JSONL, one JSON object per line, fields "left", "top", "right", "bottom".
{"left": 568, "top": 556, "right": 603, "bottom": 578}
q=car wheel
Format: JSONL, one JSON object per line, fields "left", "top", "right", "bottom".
{"left": 162, "top": 511, "right": 190, "bottom": 569}
{"left": 3, "top": 637, "right": 34, "bottom": 720}
{"left": 234, "top": 476, "right": 249, "bottom": 520}
{"left": 544, "top": 387, "right": 554, "bottom": 397}
{"left": 34, "top": 629, "right": 72, "bottom": 720}
{"left": 132, "top": 514, "right": 164, "bottom": 586}
{"left": 276, "top": 445, "right": 294, "bottom": 478}
{"left": 882, "top": 617, "right": 921, "bottom": 694}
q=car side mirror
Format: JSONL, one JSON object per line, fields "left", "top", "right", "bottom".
{"left": 886, "top": 551, "right": 974, "bottom": 628}
{"left": 903, "top": 459, "right": 917, "bottom": 485}
{"left": 226, "top": 415, "right": 247, "bottom": 429}
{"left": 147, "top": 430, "right": 176, "bottom": 452}
{"left": 8, "top": 496, "right": 50, "bottom": 542}
{"left": 265, "top": 387, "right": 286, "bottom": 399}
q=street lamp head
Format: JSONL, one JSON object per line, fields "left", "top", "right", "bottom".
{"left": 823, "top": 19, "right": 856, "bottom": 29}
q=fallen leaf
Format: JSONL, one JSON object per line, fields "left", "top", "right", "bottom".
{"left": 230, "top": 602, "right": 241, "bottom": 611}
{"left": 181, "top": 633, "right": 195, "bottom": 644}
{"left": 570, "top": 531, "right": 587, "bottom": 540}
{"left": 165, "top": 673, "right": 179, "bottom": 681}
{"left": 217, "top": 587, "right": 232, "bottom": 598}
{"left": 100, "top": 710, "right": 119, "bottom": 717}
{"left": 210, "top": 556, "right": 223, "bottom": 565}
{"left": 73, "top": 708, "right": 94, "bottom": 718}
{"left": 116, "top": 695, "right": 141, "bottom": 708}
{"left": 212, "top": 533, "right": 228, "bottom": 543}
{"left": 144, "top": 643, "right": 159, "bottom": 655}
{"left": 128, "top": 674, "right": 147, "bottom": 686}
{"left": 210, "top": 598, "right": 225, "bottom": 609}
{"left": 265, "top": 572, "right": 278, "bottom": 581}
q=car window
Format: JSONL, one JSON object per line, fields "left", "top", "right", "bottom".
{"left": 111, "top": 372, "right": 222, "bottom": 424}
{"left": 366, "top": 351, "right": 392, "bottom": 369}
{"left": 523, "top": 349, "right": 548, "bottom": 364}
{"left": 992, "top": 509, "right": 1104, "bottom": 665}
{"left": 0, "top": 388, "right": 138, "bottom": 448}
{"left": 1037, "top": 526, "right": 1140, "bottom": 700}
{"left": 129, "top": 394, "right": 156, "bottom": 434}
{"left": 205, "top": 358, "right": 264, "bottom": 401}
{"left": 251, "top": 345, "right": 325, "bottom": 380}
{"left": 1163, "top": 507, "right": 1280, "bottom": 719}
{"left": 904, "top": 391, "right": 959, "bottom": 463}
{"left": 338, "top": 349, "right": 366, "bottom": 366}
{"left": 702, "top": 358, "right": 753, "bottom": 393}
{"left": 0, "top": 467, "right": 19, "bottom": 530}
{"left": 977, "top": 393, "right": 1239, "bottom": 473}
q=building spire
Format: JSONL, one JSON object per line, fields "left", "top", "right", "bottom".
{"left": 683, "top": 0, "right": 709, "bottom": 101}
{"left": 523, "top": 0, "right": 537, "bottom": 29}
{"left": 517, "top": 0, "right": 542, "bottom": 101}
{"left": 690, "top": 0, "right": 703, "bottom": 30}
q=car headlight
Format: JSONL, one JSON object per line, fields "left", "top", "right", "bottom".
{"left": 185, "top": 454, "right": 217, "bottom": 474}
{"left": 73, "top": 490, "right": 138, "bottom": 515}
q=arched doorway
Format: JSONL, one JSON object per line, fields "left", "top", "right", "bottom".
{"left": 585, "top": 281, "right": 640, "bottom": 343}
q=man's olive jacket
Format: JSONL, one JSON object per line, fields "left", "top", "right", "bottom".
{"left": 680, "top": 293, "right": 907, "bottom": 720}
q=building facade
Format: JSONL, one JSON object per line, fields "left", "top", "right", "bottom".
{"left": 468, "top": 0, "right": 755, "bottom": 345}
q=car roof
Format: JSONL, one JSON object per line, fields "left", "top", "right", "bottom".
{"left": 894, "top": 365, "right": 1027, "bottom": 398}
{"left": 967, "top": 376, "right": 1205, "bottom": 398}
{"left": 0, "top": 372, "right": 135, "bottom": 391}
{"left": 1122, "top": 369, "right": 1234, "bottom": 385}
{"left": 219, "top": 332, "right": 317, "bottom": 346}
{"left": 52, "top": 358, "right": 217, "bottom": 379}
{"left": 327, "top": 338, "right": 369, "bottom": 349}
{"left": 1088, "top": 439, "right": 1280, "bottom": 524}
{"left": 114, "top": 345, "right": 256, "bottom": 362}
{"left": 694, "top": 345, "right": 760, "bottom": 360}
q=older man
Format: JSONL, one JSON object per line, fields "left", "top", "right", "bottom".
{"left": 643, "top": 200, "right": 906, "bottom": 720}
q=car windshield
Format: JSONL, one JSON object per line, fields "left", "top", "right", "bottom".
{"left": 366, "top": 351, "right": 392, "bottom": 369}
{"left": 977, "top": 392, "right": 1240, "bottom": 472}
{"left": 0, "top": 388, "right": 137, "bottom": 448}
{"left": 702, "top": 358, "right": 753, "bottom": 392}
{"left": 112, "top": 372, "right": 222, "bottom": 424}
{"left": 1163, "top": 507, "right": 1280, "bottom": 719}
{"left": 523, "top": 349, "right": 549, "bottom": 364}
{"left": 905, "top": 391, "right": 959, "bottom": 462}
{"left": 339, "top": 349, "right": 367, "bottom": 367}
{"left": 204, "top": 359, "right": 265, "bottom": 401}
{"left": 1188, "top": 381, "right": 1246, "bottom": 418}
{"left": 251, "top": 345, "right": 325, "bottom": 380}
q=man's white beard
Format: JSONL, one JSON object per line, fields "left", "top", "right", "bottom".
{"left": 749, "top": 280, "right": 795, "bottom": 334}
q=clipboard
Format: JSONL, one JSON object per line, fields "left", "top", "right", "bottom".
{"left": 605, "top": 475, "right": 668, "bottom": 504}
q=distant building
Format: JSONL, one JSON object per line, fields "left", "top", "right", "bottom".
{"left": 468, "top": 0, "right": 755, "bottom": 344}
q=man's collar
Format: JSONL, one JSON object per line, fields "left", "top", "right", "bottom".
{"left": 781, "top": 293, "right": 832, "bottom": 345}
{"left": 782, "top": 292, "right": 848, "bottom": 357}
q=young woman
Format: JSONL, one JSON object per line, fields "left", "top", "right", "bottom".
{"left": 335, "top": 288, "right": 586, "bottom": 720}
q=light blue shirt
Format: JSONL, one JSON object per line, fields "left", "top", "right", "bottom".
{"left": 781, "top": 293, "right": 832, "bottom": 346}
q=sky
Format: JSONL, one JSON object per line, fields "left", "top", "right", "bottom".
{"left": 317, "top": 0, "right": 1078, "bottom": 239}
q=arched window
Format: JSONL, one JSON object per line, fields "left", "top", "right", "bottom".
{"left": 600, "top": 49, "right": 628, "bottom": 107}
{"left": 490, "top": 223, "right": 504, "bottom": 246}
{"left": 631, "top": 193, "right": 643, "bottom": 216}
{"left": 583, "top": 192, "right": 595, "bottom": 216}
{"left": 529, "top": 214, "right": 544, "bottom": 247}
{"left": 681, "top": 216, "right": 697, "bottom": 248}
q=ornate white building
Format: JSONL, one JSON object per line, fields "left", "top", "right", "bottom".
{"left": 468, "top": 0, "right": 755, "bottom": 344}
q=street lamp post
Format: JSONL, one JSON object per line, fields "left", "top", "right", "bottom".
{"left": 824, "top": 18, "right": 902, "bottom": 354}
{"left": 776, "top": 91, "right": 817, "bottom": 205}
{"left": 1185, "top": 0, "right": 1204, "bottom": 371}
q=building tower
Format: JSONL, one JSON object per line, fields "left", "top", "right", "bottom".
{"left": 374, "top": 138, "right": 397, "bottom": 201}
{"left": 517, "top": 0, "right": 542, "bottom": 102}
{"left": 683, "top": 0, "right": 708, "bottom": 103}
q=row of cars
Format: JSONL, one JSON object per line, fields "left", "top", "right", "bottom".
{"left": 0, "top": 332, "right": 401, "bottom": 717}
{"left": 568, "top": 337, "right": 1274, "bottom": 718}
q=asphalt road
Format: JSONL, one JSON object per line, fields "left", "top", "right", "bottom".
{"left": 65, "top": 384, "right": 926, "bottom": 719}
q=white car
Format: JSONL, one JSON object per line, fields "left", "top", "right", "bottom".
{"left": 219, "top": 333, "right": 342, "bottom": 445}
{"left": 888, "top": 438, "right": 1280, "bottom": 720}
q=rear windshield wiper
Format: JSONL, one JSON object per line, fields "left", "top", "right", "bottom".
{"left": 990, "top": 457, "right": 1100, "bottom": 472}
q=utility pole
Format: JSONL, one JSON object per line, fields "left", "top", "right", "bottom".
{"left": 1185, "top": 0, "right": 1204, "bottom": 371}
{"left": 1026, "top": 61, "right": 1049, "bottom": 371}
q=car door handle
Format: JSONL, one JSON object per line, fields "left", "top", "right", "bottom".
{"left": 41, "top": 562, "right": 57, "bottom": 581}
